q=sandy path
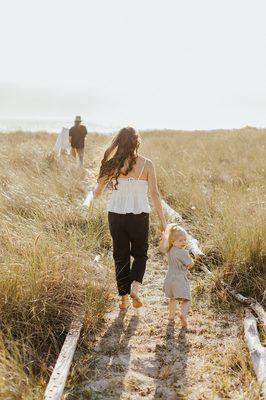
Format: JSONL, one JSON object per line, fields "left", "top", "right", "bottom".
{"left": 69, "top": 246, "right": 252, "bottom": 400}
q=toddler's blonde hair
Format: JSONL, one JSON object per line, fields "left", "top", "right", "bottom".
{"left": 159, "top": 223, "right": 187, "bottom": 253}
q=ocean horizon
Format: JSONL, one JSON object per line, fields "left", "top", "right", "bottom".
{"left": 0, "top": 118, "right": 264, "bottom": 135}
{"left": 0, "top": 118, "right": 117, "bottom": 134}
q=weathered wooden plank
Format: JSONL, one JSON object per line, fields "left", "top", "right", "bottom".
{"left": 44, "top": 317, "right": 84, "bottom": 400}
{"left": 162, "top": 199, "right": 205, "bottom": 257}
{"left": 244, "top": 310, "right": 266, "bottom": 399}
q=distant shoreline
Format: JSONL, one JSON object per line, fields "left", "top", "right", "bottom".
{"left": 0, "top": 118, "right": 265, "bottom": 135}
{"left": 0, "top": 118, "right": 116, "bottom": 134}
{"left": 1, "top": 126, "right": 265, "bottom": 137}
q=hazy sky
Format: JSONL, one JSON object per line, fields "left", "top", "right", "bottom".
{"left": 1, "top": 0, "right": 266, "bottom": 129}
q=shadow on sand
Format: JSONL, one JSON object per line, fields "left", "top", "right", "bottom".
{"left": 154, "top": 322, "right": 190, "bottom": 399}
{"left": 84, "top": 309, "right": 139, "bottom": 399}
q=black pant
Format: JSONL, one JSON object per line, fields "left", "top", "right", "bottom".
{"left": 108, "top": 212, "right": 149, "bottom": 296}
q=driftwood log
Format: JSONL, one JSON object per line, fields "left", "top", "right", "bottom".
{"left": 251, "top": 302, "right": 266, "bottom": 335}
{"left": 221, "top": 281, "right": 266, "bottom": 334}
{"left": 244, "top": 310, "right": 266, "bottom": 398}
{"left": 197, "top": 263, "right": 266, "bottom": 334}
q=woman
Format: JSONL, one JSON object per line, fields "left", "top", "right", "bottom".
{"left": 93, "top": 127, "right": 166, "bottom": 310}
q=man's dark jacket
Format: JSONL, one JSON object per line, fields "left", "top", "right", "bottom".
{"left": 69, "top": 125, "right": 87, "bottom": 148}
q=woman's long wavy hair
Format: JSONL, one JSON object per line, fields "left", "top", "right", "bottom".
{"left": 98, "top": 127, "right": 140, "bottom": 189}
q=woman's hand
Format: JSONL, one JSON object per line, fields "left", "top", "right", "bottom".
{"left": 93, "top": 176, "right": 108, "bottom": 199}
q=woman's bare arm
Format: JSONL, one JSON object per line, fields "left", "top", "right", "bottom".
{"left": 93, "top": 176, "right": 109, "bottom": 198}
{"left": 147, "top": 160, "right": 167, "bottom": 231}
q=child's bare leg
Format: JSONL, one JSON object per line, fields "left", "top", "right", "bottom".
{"left": 168, "top": 299, "right": 177, "bottom": 320}
{"left": 179, "top": 299, "right": 191, "bottom": 328}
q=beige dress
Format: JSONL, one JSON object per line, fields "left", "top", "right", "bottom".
{"left": 163, "top": 247, "right": 192, "bottom": 300}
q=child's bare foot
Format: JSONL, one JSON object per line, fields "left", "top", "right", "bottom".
{"left": 119, "top": 295, "right": 130, "bottom": 310}
{"left": 179, "top": 313, "right": 188, "bottom": 328}
{"left": 181, "top": 327, "right": 196, "bottom": 333}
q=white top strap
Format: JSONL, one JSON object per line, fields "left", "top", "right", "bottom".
{"left": 137, "top": 159, "right": 146, "bottom": 180}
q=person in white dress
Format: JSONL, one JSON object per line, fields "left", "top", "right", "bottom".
{"left": 53, "top": 127, "right": 71, "bottom": 155}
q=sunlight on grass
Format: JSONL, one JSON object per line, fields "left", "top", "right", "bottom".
{"left": 0, "top": 128, "right": 265, "bottom": 398}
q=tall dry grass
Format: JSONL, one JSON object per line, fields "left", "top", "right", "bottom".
{"left": 0, "top": 132, "right": 111, "bottom": 399}
{"left": 0, "top": 128, "right": 265, "bottom": 398}
{"left": 141, "top": 128, "right": 266, "bottom": 304}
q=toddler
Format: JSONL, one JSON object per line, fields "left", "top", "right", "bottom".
{"left": 160, "top": 224, "right": 193, "bottom": 328}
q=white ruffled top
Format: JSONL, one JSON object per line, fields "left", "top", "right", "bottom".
{"left": 107, "top": 160, "right": 151, "bottom": 214}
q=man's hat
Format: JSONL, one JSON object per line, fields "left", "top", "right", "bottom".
{"left": 75, "top": 115, "right": 82, "bottom": 123}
